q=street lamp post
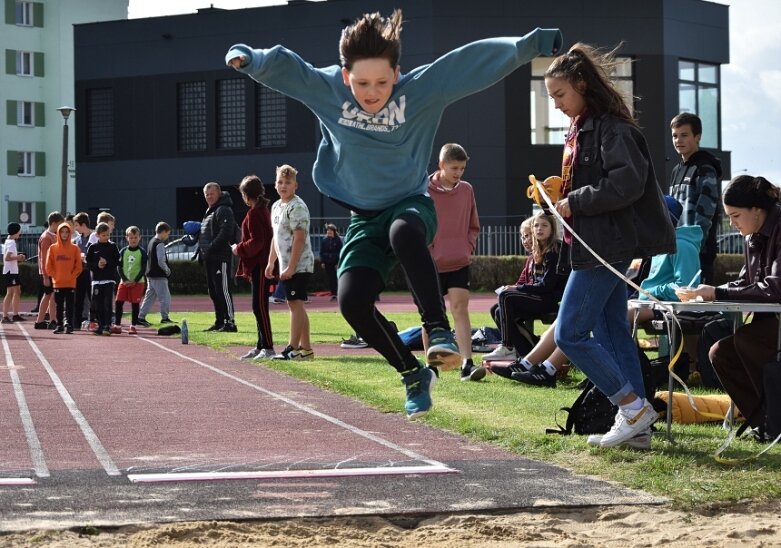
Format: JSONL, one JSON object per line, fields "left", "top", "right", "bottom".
{"left": 56, "top": 106, "right": 75, "bottom": 215}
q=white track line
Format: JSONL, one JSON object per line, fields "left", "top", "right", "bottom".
{"left": 0, "top": 327, "right": 48, "bottom": 479}
{"left": 0, "top": 478, "right": 36, "bottom": 485}
{"left": 128, "top": 465, "right": 455, "bottom": 483}
{"left": 18, "top": 326, "right": 120, "bottom": 476}
{"left": 138, "top": 337, "right": 455, "bottom": 471}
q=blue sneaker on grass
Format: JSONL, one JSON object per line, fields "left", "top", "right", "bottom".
{"left": 402, "top": 365, "right": 438, "bottom": 419}
{"left": 426, "top": 327, "right": 462, "bottom": 371}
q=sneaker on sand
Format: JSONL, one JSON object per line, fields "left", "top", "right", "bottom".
{"left": 293, "top": 348, "right": 314, "bottom": 360}
{"left": 598, "top": 400, "right": 658, "bottom": 448}
{"left": 481, "top": 344, "right": 517, "bottom": 362}
{"left": 489, "top": 361, "right": 529, "bottom": 379}
{"left": 253, "top": 348, "right": 276, "bottom": 360}
{"left": 402, "top": 365, "right": 438, "bottom": 419}
{"left": 240, "top": 348, "right": 261, "bottom": 360}
{"left": 461, "top": 361, "right": 487, "bottom": 382}
{"left": 272, "top": 345, "right": 298, "bottom": 360}
{"left": 511, "top": 364, "right": 557, "bottom": 388}
{"left": 587, "top": 429, "right": 652, "bottom": 450}
{"left": 340, "top": 335, "right": 368, "bottom": 349}
{"left": 426, "top": 328, "right": 461, "bottom": 371}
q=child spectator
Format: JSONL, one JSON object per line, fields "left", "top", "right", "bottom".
{"left": 233, "top": 175, "right": 275, "bottom": 360}
{"left": 137, "top": 222, "right": 173, "bottom": 327}
{"left": 547, "top": 43, "right": 674, "bottom": 448}
{"left": 34, "top": 211, "right": 64, "bottom": 330}
{"left": 426, "top": 143, "right": 483, "bottom": 381}
{"left": 72, "top": 212, "right": 97, "bottom": 328}
{"left": 266, "top": 165, "right": 314, "bottom": 360}
{"left": 45, "top": 222, "right": 82, "bottom": 334}
{"left": 319, "top": 224, "right": 342, "bottom": 302}
{"left": 86, "top": 222, "right": 120, "bottom": 336}
{"left": 226, "top": 10, "right": 560, "bottom": 418}
{"left": 483, "top": 212, "right": 566, "bottom": 362}
{"left": 115, "top": 226, "right": 148, "bottom": 334}
{"left": 2, "top": 223, "right": 26, "bottom": 323}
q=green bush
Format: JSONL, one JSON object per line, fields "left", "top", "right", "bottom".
{"left": 2, "top": 254, "right": 747, "bottom": 296}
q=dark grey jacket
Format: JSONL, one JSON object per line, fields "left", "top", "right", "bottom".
{"left": 198, "top": 191, "right": 236, "bottom": 262}
{"left": 563, "top": 114, "right": 676, "bottom": 271}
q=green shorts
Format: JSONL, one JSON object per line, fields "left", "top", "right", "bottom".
{"left": 338, "top": 195, "right": 437, "bottom": 284}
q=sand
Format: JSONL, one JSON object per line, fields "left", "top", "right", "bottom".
{"left": 2, "top": 501, "right": 780, "bottom": 547}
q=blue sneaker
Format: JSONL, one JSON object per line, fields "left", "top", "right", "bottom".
{"left": 402, "top": 366, "right": 438, "bottom": 420}
{"left": 426, "top": 328, "right": 462, "bottom": 371}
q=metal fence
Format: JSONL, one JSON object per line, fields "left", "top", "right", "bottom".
{"left": 9, "top": 215, "right": 742, "bottom": 262}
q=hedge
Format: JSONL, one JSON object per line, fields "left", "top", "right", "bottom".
{"left": 4, "top": 254, "right": 746, "bottom": 296}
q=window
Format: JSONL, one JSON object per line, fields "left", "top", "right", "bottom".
{"left": 86, "top": 88, "right": 114, "bottom": 156}
{"left": 17, "top": 151, "right": 33, "bottom": 176}
{"left": 177, "top": 81, "right": 207, "bottom": 151}
{"left": 15, "top": 1, "right": 33, "bottom": 26}
{"left": 216, "top": 79, "right": 246, "bottom": 149}
{"left": 16, "top": 51, "right": 32, "bottom": 76}
{"left": 17, "top": 101, "right": 33, "bottom": 126}
{"left": 678, "top": 60, "right": 720, "bottom": 149}
{"left": 530, "top": 57, "right": 634, "bottom": 145}
{"left": 257, "top": 85, "right": 287, "bottom": 148}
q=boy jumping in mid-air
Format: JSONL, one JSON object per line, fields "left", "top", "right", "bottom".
{"left": 226, "top": 10, "right": 561, "bottom": 418}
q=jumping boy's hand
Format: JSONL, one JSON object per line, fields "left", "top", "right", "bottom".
{"left": 228, "top": 55, "right": 246, "bottom": 69}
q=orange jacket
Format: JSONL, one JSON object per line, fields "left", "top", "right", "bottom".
{"left": 45, "top": 223, "right": 83, "bottom": 288}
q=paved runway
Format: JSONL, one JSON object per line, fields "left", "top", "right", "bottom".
{"left": 0, "top": 309, "right": 663, "bottom": 533}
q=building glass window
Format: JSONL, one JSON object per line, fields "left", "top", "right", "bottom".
{"left": 86, "top": 88, "right": 114, "bottom": 156}
{"left": 15, "top": 1, "right": 33, "bottom": 26}
{"left": 678, "top": 60, "right": 720, "bottom": 149}
{"left": 257, "top": 85, "right": 287, "bottom": 148}
{"left": 216, "top": 79, "right": 246, "bottom": 149}
{"left": 530, "top": 56, "right": 634, "bottom": 145}
{"left": 16, "top": 51, "right": 32, "bottom": 76}
{"left": 177, "top": 81, "right": 207, "bottom": 152}
{"left": 17, "top": 151, "right": 34, "bottom": 176}
{"left": 17, "top": 101, "right": 33, "bottom": 126}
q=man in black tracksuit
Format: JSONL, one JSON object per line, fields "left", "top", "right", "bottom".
{"left": 199, "top": 182, "right": 237, "bottom": 332}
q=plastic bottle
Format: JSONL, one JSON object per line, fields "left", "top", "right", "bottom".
{"left": 181, "top": 319, "right": 189, "bottom": 344}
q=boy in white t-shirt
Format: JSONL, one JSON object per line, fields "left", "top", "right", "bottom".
{"left": 3, "top": 223, "right": 26, "bottom": 323}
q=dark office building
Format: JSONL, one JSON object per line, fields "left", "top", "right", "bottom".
{"left": 73, "top": 0, "right": 729, "bottom": 228}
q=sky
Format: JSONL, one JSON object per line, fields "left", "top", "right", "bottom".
{"left": 127, "top": 0, "right": 781, "bottom": 184}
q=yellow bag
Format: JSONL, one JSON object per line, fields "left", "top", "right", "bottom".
{"left": 655, "top": 391, "right": 742, "bottom": 424}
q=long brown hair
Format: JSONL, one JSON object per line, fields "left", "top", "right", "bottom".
{"left": 545, "top": 42, "right": 636, "bottom": 126}
{"left": 239, "top": 175, "right": 269, "bottom": 207}
{"left": 531, "top": 212, "right": 560, "bottom": 264}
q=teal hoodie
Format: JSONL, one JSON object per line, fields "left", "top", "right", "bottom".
{"left": 639, "top": 224, "right": 703, "bottom": 302}
{"left": 226, "top": 28, "right": 562, "bottom": 211}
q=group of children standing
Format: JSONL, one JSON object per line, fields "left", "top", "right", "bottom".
{"left": 2, "top": 211, "right": 173, "bottom": 336}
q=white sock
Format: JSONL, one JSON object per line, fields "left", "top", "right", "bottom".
{"left": 620, "top": 397, "right": 644, "bottom": 412}
{"left": 519, "top": 358, "right": 533, "bottom": 370}
{"left": 541, "top": 360, "right": 557, "bottom": 376}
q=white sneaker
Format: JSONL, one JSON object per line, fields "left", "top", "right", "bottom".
{"left": 240, "top": 348, "right": 260, "bottom": 360}
{"left": 253, "top": 348, "right": 276, "bottom": 360}
{"left": 481, "top": 344, "right": 517, "bottom": 361}
{"left": 599, "top": 400, "right": 659, "bottom": 448}
{"left": 587, "top": 429, "right": 652, "bottom": 450}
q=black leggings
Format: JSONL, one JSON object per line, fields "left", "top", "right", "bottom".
{"left": 250, "top": 264, "right": 274, "bottom": 350}
{"left": 491, "top": 289, "right": 558, "bottom": 350}
{"left": 338, "top": 214, "right": 449, "bottom": 373}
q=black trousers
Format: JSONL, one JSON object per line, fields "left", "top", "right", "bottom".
{"left": 92, "top": 283, "right": 115, "bottom": 329}
{"left": 74, "top": 269, "right": 91, "bottom": 323}
{"left": 251, "top": 265, "right": 274, "bottom": 350}
{"left": 54, "top": 288, "right": 75, "bottom": 328}
{"left": 205, "top": 258, "right": 235, "bottom": 325}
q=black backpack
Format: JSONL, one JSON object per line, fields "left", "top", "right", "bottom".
{"left": 547, "top": 347, "right": 661, "bottom": 436}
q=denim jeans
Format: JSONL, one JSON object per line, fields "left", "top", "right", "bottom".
{"left": 554, "top": 262, "right": 644, "bottom": 404}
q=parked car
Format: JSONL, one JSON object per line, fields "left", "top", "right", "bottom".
{"left": 717, "top": 232, "right": 745, "bottom": 254}
{"left": 165, "top": 239, "right": 197, "bottom": 261}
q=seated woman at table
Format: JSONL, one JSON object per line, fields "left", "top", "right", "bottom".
{"left": 675, "top": 175, "right": 781, "bottom": 435}
{"left": 629, "top": 195, "right": 702, "bottom": 326}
